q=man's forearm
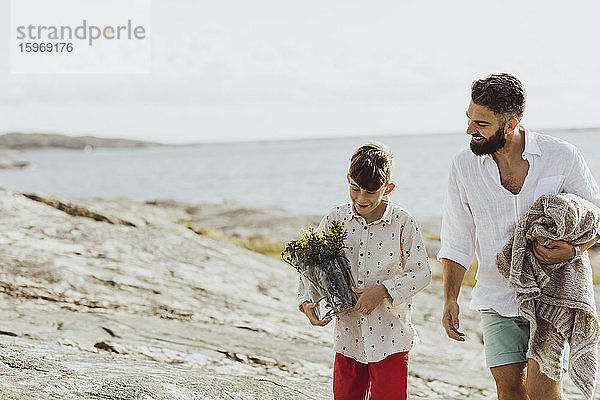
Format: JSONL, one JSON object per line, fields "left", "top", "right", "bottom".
{"left": 442, "top": 258, "right": 467, "bottom": 302}
{"left": 581, "top": 233, "right": 600, "bottom": 253}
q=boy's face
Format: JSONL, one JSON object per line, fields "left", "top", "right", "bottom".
{"left": 347, "top": 174, "right": 395, "bottom": 219}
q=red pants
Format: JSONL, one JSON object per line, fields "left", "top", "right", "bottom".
{"left": 333, "top": 352, "right": 409, "bottom": 400}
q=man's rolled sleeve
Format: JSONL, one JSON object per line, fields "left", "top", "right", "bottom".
{"left": 436, "top": 159, "right": 476, "bottom": 270}
{"left": 436, "top": 247, "right": 472, "bottom": 270}
{"left": 383, "top": 216, "right": 432, "bottom": 307}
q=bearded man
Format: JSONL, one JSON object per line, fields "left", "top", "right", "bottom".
{"left": 438, "top": 73, "right": 600, "bottom": 400}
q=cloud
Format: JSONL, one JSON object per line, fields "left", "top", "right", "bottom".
{"left": 1, "top": 0, "right": 600, "bottom": 141}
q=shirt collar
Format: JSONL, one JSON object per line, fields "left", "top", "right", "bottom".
{"left": 522, "top": 125, "right": 541, "bottom": 157}
{"left": 348, "top": 200, "right": 392, "bottom": 225}
{"left": 478, "top": 125, "right": 541, "bottom": 165}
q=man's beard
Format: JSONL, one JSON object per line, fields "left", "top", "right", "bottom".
{"left": 470, "top": 126, "right": 506, "bottom": 156}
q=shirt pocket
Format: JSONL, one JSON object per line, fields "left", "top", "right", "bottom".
{"left": 534, "top": 175, "right": 565, "bottom": 200}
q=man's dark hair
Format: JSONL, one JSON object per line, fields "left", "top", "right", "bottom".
{"left": 349, "top": 142, "right": 393, "bottom": 191}
{"left": 471, "top": 73, "right": 526, "bottom": 121}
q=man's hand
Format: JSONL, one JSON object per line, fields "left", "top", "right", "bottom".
{"left": 442, "top": 300, "right": 465, "bottom": 342}
{"left": 533, "top": 239, "right": 575, "bottom": 264}
{"left": 352, "top": 284, "right": 389, "bottom": 315}
{"left": 300, "top": 302, "right": 332, "bottom": 327}
{"left": 442, "top": 259, "right": 466, "bottom": 342}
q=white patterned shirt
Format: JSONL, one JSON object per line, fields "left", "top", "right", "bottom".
{"left": 437, "top": 127, "right": 600, "bottom": 317}
{"left": 298, "top": 201, "right": 432, "bottom": 363}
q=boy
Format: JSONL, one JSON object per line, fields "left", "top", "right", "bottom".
{"left": 298, "top": 142, "right": 432, "bottom": 400}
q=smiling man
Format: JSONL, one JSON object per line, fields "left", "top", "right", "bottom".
{"left": 437, "top": 73, "right": 600, "bottom": 400}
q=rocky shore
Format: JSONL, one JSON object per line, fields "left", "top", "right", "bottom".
{"left": 0, "top": 189, "right": 598, "bottom": 399}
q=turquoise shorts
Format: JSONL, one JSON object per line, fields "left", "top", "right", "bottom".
{"left": 480, "top": 308, "right": 568, "bottom": 369}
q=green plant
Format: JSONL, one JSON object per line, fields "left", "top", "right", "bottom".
{"left": 282, "top": 220, "right": 348, "bottom": 272}
{"left": 185, "top": 221, "right": 209, "bottom": 236}
{"left": 235, "top": 237, "right": 285, "bottom": 259}
{"left": 283, "top": 220, "right": 357, "bottom": 317}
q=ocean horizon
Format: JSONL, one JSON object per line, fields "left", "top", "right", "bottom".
{"left": 1, "top": 130, "right": 599, "bottom": 218}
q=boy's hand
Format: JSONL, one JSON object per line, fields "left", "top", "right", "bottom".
{"left": 300, "top": 302, "right": 332, "bottom": 326}
{"left": 352, "top": 284, "right": 388, "bottom": 315}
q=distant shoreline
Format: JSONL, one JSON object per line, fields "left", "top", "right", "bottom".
{"left": 165, "top": 126, "right": 600, "bottom": 146}
{"left": 541, "top": 127, "right": 600, "bottom": 133}
{"left": 0, "top": 133, "right": 163, "bottom": 169}
{"left": 2, "top": 128, "right": 598, "bottom": 150}
{"left": 0, "top": 132, "right": 163, "bottom": 151}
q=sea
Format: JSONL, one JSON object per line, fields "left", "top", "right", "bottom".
{"left": 1, "top": 130, "right": 599, "bottom": 218}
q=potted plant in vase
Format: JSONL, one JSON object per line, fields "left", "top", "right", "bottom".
{"left": 282, "top": 220, "right": 358, "bottom": 319}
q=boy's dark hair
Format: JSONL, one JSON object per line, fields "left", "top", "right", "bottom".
{"left": 349, "top": 142, "right": 394, "bottom": 191}
{"left": 471, "top": 73, "right": 526, "bottom": 121}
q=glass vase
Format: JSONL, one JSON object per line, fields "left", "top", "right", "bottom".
{"left": 302, "top": 256, "right": 358, "bottom": 319}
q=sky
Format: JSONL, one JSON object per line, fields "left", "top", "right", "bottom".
{"left": 1, "top": 0, "right": 600, "bottom": 144}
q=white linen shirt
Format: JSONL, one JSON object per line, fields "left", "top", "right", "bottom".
{"left": 437, "top": 127, "right": 600, "bottom": 317}
{"left": 298, "top": 201, "right": 432, "bottom": 363}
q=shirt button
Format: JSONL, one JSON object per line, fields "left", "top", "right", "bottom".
{"left": 364, "top": 226, "right": 368, "bottom": 230}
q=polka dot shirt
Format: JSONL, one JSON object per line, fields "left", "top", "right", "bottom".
{"left": 298, "top": 202, "right": 432, "bottom": 363}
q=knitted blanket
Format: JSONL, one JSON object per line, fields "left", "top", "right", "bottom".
{"left": 496, "top": 193, "right": 600, "bottom": 399}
